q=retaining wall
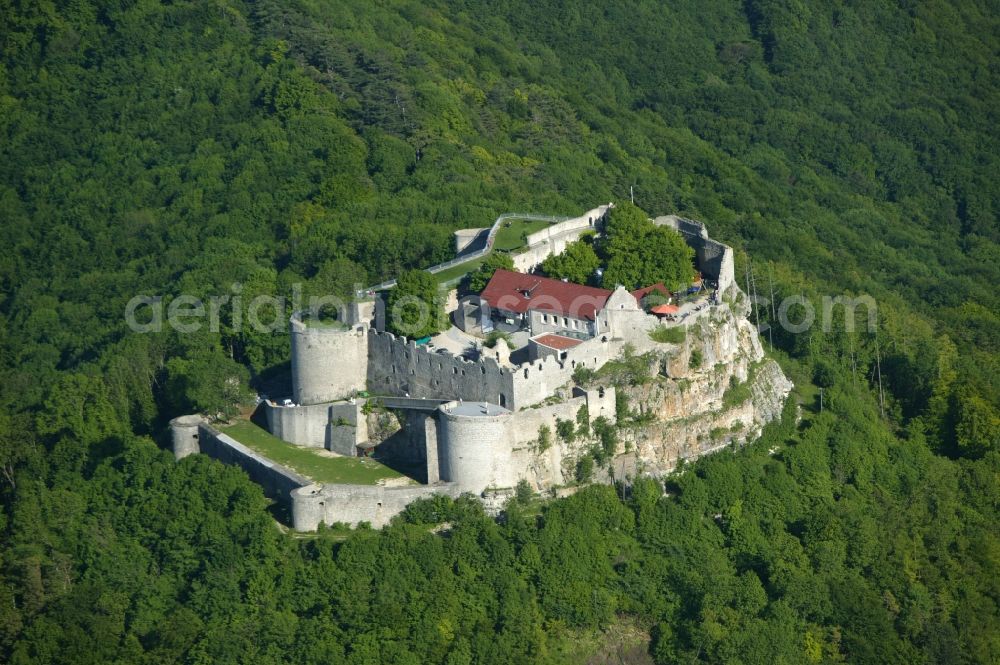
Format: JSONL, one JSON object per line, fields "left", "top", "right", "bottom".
{"left": 454, "top": 228, "right": 488, "bottom": 254}
{"left": 197, "top": 423, "right": 310, "bottom": 503}
{"left": 291, "top": 482, "right": 463, "bottom": 530}
{"left": 263, "top": 400, "right": 366, "bottom": 454}
{"left": 511, "top": 205, "right": 611, "bottom": 272}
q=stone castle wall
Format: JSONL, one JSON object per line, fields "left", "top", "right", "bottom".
{"left": 653, "top": 215, "right": 735, "bottom": 293}
{"left": 366, "top": 329, "right": 517, "bottom": 407}
{"left": 511, "top": 205, "right": 611, "bottom": 272}
{"left": 194, "top": 422, "right": 310, "bottom": 503}
{"left": 263, "top": 400, "right": 366, "bottom": 455}
{"left": 290, "top": 316, "right": 368, "bottom": 405}
{"left": 292, "top": 482, "right": 463, "bottom": 530}
{"left": 170, "top": 415, "right": 202, "bottom": 460}
{"left": 437, "top": 402, "right": 514, "bottom": 493}
{"left": 366, "top": 323, "right": 619, "bottom": 411}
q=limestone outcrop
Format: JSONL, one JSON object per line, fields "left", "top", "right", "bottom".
{"left": 615, "top": 296, "right": 792, "bottom": 475}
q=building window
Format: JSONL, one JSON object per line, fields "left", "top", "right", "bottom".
{"left": 524, "top": 369, "right": 529, "bottom": 379}
{"left": 563, "top": 317, "right": 568, "bottom": 326}
{"left": 542, "top": 314, "right": 548, "bottom": 323}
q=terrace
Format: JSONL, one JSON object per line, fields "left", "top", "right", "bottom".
{"left": 223, "top": 420, "right": 416, "bottom": 486}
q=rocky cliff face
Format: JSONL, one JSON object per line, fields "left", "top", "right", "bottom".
{"left": 591, "top": 290, "right": 792, "bottom": 480}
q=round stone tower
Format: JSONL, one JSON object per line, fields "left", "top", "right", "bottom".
{"left": 170, "top": 414, "right": 202, "bottom": 460}
{"left": 291, "top": 484, "right": 327, "bottom": 531}
{"left": 290, "top": 312, "right": 368, "bottom": 406}
{"left": 437, "top": 401, "right": 513, "bottom": 494}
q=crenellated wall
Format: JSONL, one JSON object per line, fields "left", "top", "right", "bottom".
{"left": 367, "top": 328, "right": 517, "bottom": 407}
{"left": 366, "top": 320, "right": 622, "bottom": 411}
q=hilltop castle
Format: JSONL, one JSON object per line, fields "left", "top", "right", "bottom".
{"left": 172, "top": 205, "right": 790, "bottom": 529}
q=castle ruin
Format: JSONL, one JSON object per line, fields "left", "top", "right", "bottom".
{"left": 172, "top": 206, "right": 791, "bottom": 529}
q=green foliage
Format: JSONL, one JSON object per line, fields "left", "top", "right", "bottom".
{"left": 576, "top": 405, "right": 590, "bottom": 437}
{"left": 572, "top": 364, "right": 596, "bottom": 385}
{"left": 649, "top": 326, "right": 686, "bottom": 344}
{"left": 536, "top": 424, "right": 552, "bottom": 453}
{"left": 592, "top": 417, "right": 617, "bottom": 461}
{"left": 0, "top": 0, "right": 998, "bottom": 662}
{"left": 575, "top": 454, "right": 595, "bottom": 482}
{"left": 615, "top": 390, "right": 630, "bottom": 422}
{"left": 514, "top": 479, "right": 533, "bottom": 505}
{"left": 813, "top": 360, "right": 837, "bottom": 388}
{"left": 722, "top": 374, "right": 753, "bottom": 409}
{"left": 555, "top": 418, "right": 576, "bottom": 443}
{"left": 598, "top": 203, "right": 695, "bottom": 290}
{"left": 540, "top": 239, "right": 601, "bottom": 285}
{"left": 468, "top": 252, "right": 515, "bottom": 292}
{"left": 689, "top": 348, "right": 704, "bottom": 370}
{"left": 386, "top": 269, "right": 444, "bottom": 339}
{"left": 954, "top": 390, "right": 1000, "bottom": 458}
{"left": 164, "top": 346, "right": 253, "bottom": 418}
{"left": 598, "top": 345, "right": 655, "bottom": 386}
{"left": 483, "top": 330, "right": 512, "bottom": 349}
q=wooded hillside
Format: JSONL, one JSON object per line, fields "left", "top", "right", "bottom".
{"left": 0, "top": 1, "right": 997, "bottom": 662}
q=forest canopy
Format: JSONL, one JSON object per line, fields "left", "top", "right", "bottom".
{"left": 0, "top": 0, "right": 997, "bottom": 663}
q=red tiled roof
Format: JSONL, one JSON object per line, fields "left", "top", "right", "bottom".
{"left": 480, "top": 269, "right": 611, "bottom": 320}
{"left": 631, "top": 283, "right": 670, "bottom": 300}
{"left": 651, "top": 304, "right": 680, "bottom": 315}
{"left": 533, "top": 334, "right": 585, "bottom": 350}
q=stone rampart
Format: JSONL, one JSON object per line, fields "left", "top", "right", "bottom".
{"left": 507, "top": 390, "right": 615, "bottom": 487}
{"left": 511, "top": 205, "right": 611, "bottom": 272}
{"left": 291, "top": 482, "right": 463, "bottom": 530}
{"left": 170, "top": 414, "right": 203, "bottom": 459}
{"left": 653, "top": 215, "right": 735, "bottom": 293}
{"left": 367, "top": 329, "right": 517, "bottom": 408}
{"left": 437, "top": 401, "right": 514, "bottom": 493}
{"left": 196, "top": 423, "right": 310, "bottom": 503}
{"left": 508, "top": 333, "right": 616, "bottom": 407}
{"left": 263, "top": 400, "right": 366, "bottom": 454}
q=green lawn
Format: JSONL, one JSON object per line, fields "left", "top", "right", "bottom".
{"left": 432, "top": 255, "right": 486, "bottom": 286}
{"left": 222, "top": 420, "right": 413, "bottom": 485}
{"left": 421, "top": 219, "right": 554, "bottom": 288}
{"left": 302, "top": 318, "right": 348, "bottom": 330}
{"left": 493, "top": 218, "right": 553, "bottom": 251}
